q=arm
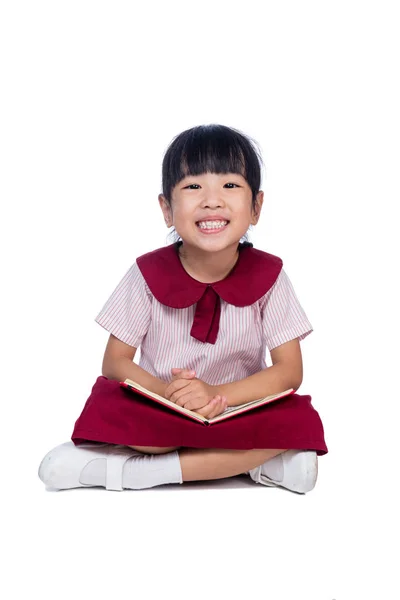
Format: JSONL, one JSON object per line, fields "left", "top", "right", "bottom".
{"left": 214, "top": 339, "right": 303, "bottom": 407}
{"left": 102, "top": 334, "right": 168, "bottom": 398}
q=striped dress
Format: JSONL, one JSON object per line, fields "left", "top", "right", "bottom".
{"left": 94, "top": 261, "right": 314, "bottom": 385}
{"left": 71, "top": 244, "right": 328, "bottom": 454}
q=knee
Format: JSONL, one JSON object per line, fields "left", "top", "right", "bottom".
{"left": 129, "top": 445, "right": 181, "bottom": 454}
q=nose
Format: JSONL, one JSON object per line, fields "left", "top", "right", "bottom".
{"left": 201, "top": 191, "right": 225, "bottom": 208}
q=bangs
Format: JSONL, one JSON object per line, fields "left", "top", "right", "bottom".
{"left": 162, "top": 124, "right": 262, "bottom": 203}
{"left": 179, "top": 129, "right": 248, "bottom": 180}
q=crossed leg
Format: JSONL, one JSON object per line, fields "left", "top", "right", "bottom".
{"left": 128, "top": 445, "right": 286, "bottom": 482}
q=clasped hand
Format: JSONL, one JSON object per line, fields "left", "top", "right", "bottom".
{"left": 164, "top": 368, "right": 228, "bottom": 419}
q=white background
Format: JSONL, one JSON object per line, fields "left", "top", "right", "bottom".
{"left": 1, "top": 1, "right": 399, "bottom": 599}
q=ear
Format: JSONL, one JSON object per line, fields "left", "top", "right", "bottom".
{"left": 250, "top": 190, "right": 264, "bottom": 225}
{"left": 158, "top": 194, "right": 173, "bottom": 227}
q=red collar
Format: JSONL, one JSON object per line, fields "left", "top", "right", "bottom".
{"left": 137, "top": 242, "right": 282, "bottom": 344}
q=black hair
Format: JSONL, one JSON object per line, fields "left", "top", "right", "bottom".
{"left": 160, "top": 124, "right": 264, "bottom": 244}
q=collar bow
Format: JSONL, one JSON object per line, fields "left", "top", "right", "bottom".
{"left": 137, "top": 242, "right": 282, "bottom": 344}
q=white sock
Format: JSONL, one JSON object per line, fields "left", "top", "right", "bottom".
{"left": 80, "top": 450, "right": 183, "bottom": 489}
{"left": 122, "top": 451, "right": 183, "bottom": 489}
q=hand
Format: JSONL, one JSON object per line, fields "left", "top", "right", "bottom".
{"left": 170, "top": 368, "right": 196, "bottom": 382}
{"left": 166, "top": 368, "right": 196, "bottom": 397}
{"left": 193, "top": 395, "right": 228, "bottom": 419}
{"left": 165, "top": 368, "right": 227, "bottom": 413}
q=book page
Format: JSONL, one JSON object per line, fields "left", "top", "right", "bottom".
{"left": 123, "top": 379, "right": 208, "bottom": 422}
{"left": 209, "top": 388, "right": 294, "bottom": 423}
{"left": 221, "top": 399, "right": 264, "bottom": 415}
{"left": 123, "top": 379, "right": 293, "bottom": 425}
{"left": 220, "top": 390, "right": 290, "bottom": 415}
{"left": 127, "top": 379, "right": 269, "bottom": 417}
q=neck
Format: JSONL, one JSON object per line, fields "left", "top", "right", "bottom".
{"left": 178, "top": 242, "right": 240, "bottom": 283}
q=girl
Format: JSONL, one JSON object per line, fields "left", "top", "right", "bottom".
{"left": 38, "top": 124, "right": 327, "bottom": 494}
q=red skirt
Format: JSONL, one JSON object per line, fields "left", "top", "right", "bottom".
{"left": 71, "top": 376, "right": 328, "bottom": 455}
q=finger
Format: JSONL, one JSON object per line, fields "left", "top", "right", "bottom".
{"left": 165, "top": 378, "right": 192, "bottom": 400}
{"left": 174, "top": 390, "right": 194, "bottom": 407}
{"left": 207, "top": 397, "right": 226, "bottom": 419}
{"left": 209, "top": 396, "right": 227, "bottom": 418}
{"left": 170, "top": 381, "right": 196, "bottom": 404}
{"left": 171, "top": 368, "right": 196, "bottom": 380}
{"left": 196, "top": 396, "right": 222, "bottom": 418}
{"left": 171, "top": 368, "right": 183, "bottom": 375}
{"left": 181, "top": 395, "right": 207, "bottom": 411}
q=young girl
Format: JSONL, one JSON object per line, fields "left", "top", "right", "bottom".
{"left": 38, "top": 124, "right": 327, "bottom": 494}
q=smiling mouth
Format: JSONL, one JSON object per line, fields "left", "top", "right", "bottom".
{"left": 196, "top": 220, "right": 230, "bottom": 231}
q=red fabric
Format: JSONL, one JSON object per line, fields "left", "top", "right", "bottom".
{"left": 71, "top": 376, "right": 328, "bottom": 455}
{"left": 190, "top": 286, "right": 221, "bottom": 344}
{"left": 136, "top": 242, "right": 283, "bottom": 344}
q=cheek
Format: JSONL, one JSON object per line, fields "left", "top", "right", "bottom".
{"left": 234, "top": 205, "right": 253, "bottom": 221}
{"left": 173, "top": 206, "right": 193, "bottom": 224}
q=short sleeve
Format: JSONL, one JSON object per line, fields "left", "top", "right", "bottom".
{"left": 260, "top": 268, "right": 313, "bottom": 351}
{"left": 95, "top": 261, "right": 152, "bottom": 348}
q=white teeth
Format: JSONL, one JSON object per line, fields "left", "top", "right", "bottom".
{"left": 197, "top": 220, "right": 228, "bottom": 230}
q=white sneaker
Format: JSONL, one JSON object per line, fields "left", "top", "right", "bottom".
{"left": 38, "top": 441, "right": 142, "bottom": 491}
{"left": 249, "top": 450, "right": 318, "bottom": 494}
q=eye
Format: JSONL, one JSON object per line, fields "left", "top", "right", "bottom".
{"left": 183, "top": 183, "right": 240, "bottom": 189}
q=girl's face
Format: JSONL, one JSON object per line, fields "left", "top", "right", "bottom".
{"left": 159, "top": 172, "right": 263, "bottom": 253}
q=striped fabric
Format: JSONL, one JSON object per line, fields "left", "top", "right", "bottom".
{"left": 95, "top": 261, "right": 313, "bottom": 386}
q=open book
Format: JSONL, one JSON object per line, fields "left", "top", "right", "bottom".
{"left": 120, "top": 378, "right": 294, "bottom": 426}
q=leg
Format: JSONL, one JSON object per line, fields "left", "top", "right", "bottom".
{"left": 178, "top": 447, "right": 286, "bottom": 481}
{"left": 128, "top": 445, "right": 181, "bottom": 454}
{"left": 124, "top": 445, "right": 317, "bottom": 492}
{"left": 38, "top": 443, "right": 316, "bottom": 493}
